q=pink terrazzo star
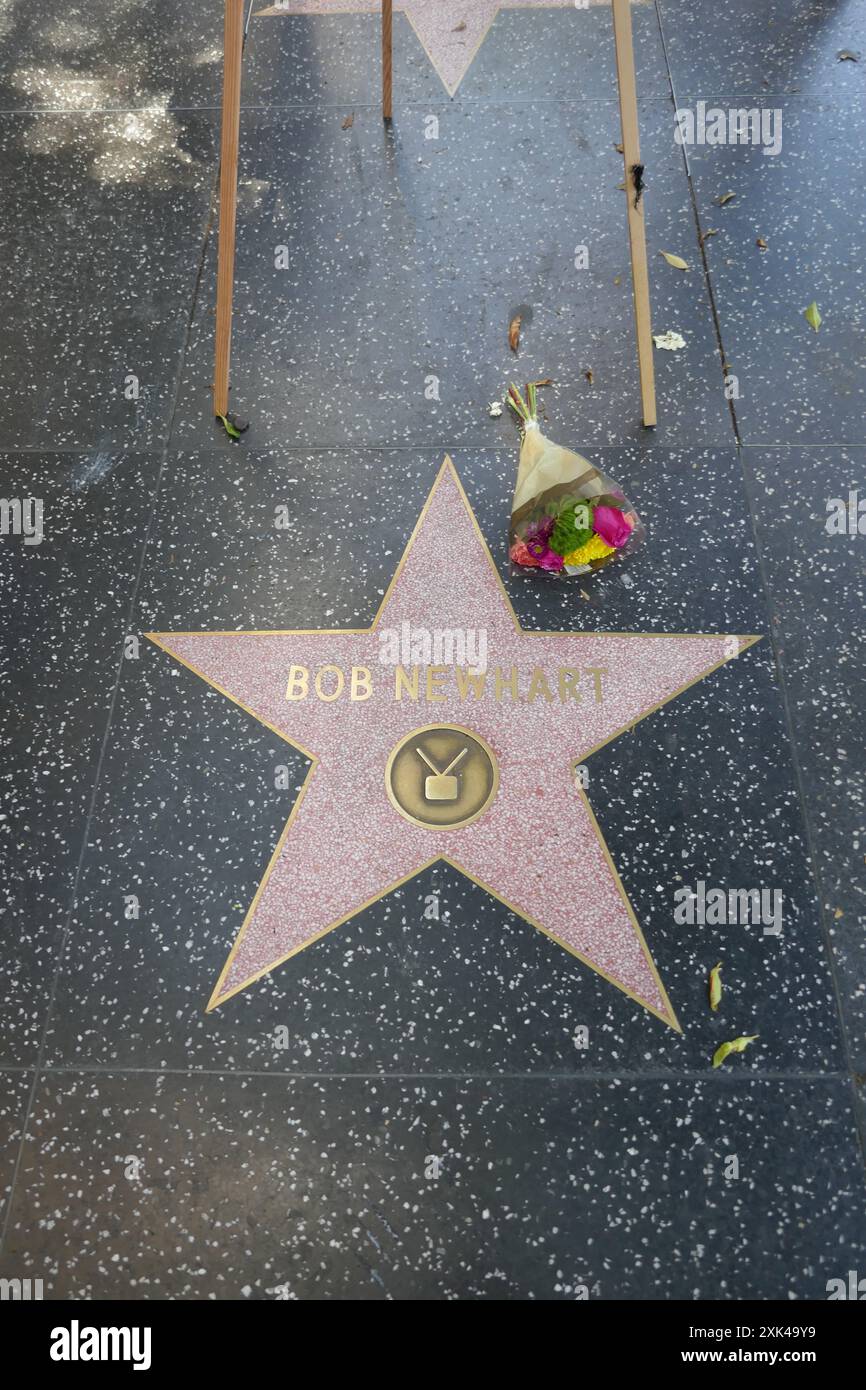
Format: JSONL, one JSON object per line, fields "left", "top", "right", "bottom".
{"left": 254, "top": 0, "right": 628, "bottom": 96}
{"left": 148, "top": 460, "right": 758, "bottom": 1026}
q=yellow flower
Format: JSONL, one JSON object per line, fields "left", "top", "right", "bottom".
{"left": 562, "top": 533, "right": 616, "bottom": 566}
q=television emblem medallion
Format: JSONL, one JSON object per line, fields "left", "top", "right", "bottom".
{"left": 385, "top": 724, "right": 499, "bottom": 830}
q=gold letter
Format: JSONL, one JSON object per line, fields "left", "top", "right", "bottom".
{"left": 351, "top": 667, "right": 372, "bottom": 701}
{"left": 394, "top": 665, "right": 419, "bottom": 701}
{"left": 426, "top": 666, "right": 447, "bottom": 701}
{"left": 558, "top": 668, "right": 581, "bottom": 703}
{"left": 314, "top": 665, "right": 344, "bottom": 702}
{"left": 454, "top": 667, "right": 486, "bottom": 700}
{"left": 494, "top": 666, "right": 519, "bottom": 702}
{"left": 586, "top": 667, "right": 607, "bottom": 703}
{"left": 285, "top": 665, "right": 309, "bottom": 700}
{"left": 527, "top": 668, "right": 554, "bottom": 703}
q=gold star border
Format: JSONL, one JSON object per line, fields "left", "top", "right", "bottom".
{"left": 147, "top": 459, "right": 761, "bottom": 1026}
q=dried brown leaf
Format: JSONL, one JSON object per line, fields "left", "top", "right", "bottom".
{"left": 341, "top": 112, "right": 354, "bottom": 130}
{"left": 508, "top": 314, "right": 521, "bottom": 353}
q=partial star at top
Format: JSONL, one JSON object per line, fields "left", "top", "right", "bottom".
{"left": 254, "top": 1, "right": 603, "bottom": 96}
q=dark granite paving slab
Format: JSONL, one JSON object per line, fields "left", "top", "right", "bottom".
{"left": 2, "top": 1071, "right": 864, "bottom": 1299}
{"left": 242, "top": 5, "right": 671, "bottom": 108}
{"left": 0, "top": 0, "right": 862, "bottom": 1303}
{"left": 170, "top": 100, "right": 730, "bottom": 451}
{"left": 0, "top": 1071, "right": 31, "bottom": 1230}
{"left": 0, "top": 0, "right": 224, "bottom": 112}
{"left": 0, "top": 111, "right": 216, "bottom": 450}
{"left": 658, "top": 0, "right": 866, "bottom": 99}
{"left": 42, "top": 448, "right": 843, "bottom": 1076}
{"left": 682, "top": 96, "right": 866, "bottom": 446}
{"left": 745, "top": 446, "right": 866, "bottom": 1070}
{"left": 0, "top": 451, "right": 160, "bottom": 1064}
{"left": 242, "top": 15, "right": 380, "bottom": 109}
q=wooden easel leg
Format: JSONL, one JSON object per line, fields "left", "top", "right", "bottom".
{"left": 214, "top": 0, "right": 245, "bottom": 419}
{"left": 611, "top": 0, "right": 656, "bottom": 427}
{"left": 382, "top": 0, "right": 393, "bottom": 121}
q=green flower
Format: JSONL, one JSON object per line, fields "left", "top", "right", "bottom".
{"left": 550, "top": 502, "right": 594, "bottom": 557}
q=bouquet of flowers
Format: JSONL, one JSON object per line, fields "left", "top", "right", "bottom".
{"left": 507, "top": 384, "right": 644, "bottom": 576}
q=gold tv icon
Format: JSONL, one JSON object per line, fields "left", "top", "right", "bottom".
{"left": 416, "top": 745, "right": 468, "bottom": 801}
{"left": 385, "top": 724, "right": 499, "bottom": 830}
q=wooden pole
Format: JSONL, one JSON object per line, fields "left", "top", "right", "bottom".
{"left": 214, "top": 0, "right": 245, "bottom": 418}
{"left": 611, "top": 0, "right": 656, "bottom": 427}
{"left": 382, "top": 0, "right": 393, "bottom": 120}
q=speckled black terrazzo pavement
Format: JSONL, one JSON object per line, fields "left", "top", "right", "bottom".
{"left": 1, "top": 1, "right": 865, "bottom": 1301}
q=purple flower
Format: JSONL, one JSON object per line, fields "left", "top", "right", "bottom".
{"left": 525, "top": 514, "right": 555, "bottom": 548}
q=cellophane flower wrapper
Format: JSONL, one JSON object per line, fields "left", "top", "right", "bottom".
{"left": 507, "top": 384, "right": 645, "bottom": 577}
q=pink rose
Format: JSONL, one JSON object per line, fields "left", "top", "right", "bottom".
{"left": 593, "top": 505, "right": 634, "bottom": 549}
